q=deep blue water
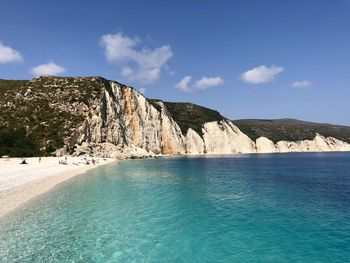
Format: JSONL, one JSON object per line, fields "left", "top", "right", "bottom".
{"left": 1, "top": 153, "right": 350, "bottom": 262}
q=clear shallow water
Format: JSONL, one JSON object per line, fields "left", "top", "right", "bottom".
{"left": 1, "top": 153, "right": 350, "bottom": 262}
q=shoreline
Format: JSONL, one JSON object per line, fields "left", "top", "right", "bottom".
{"left": 0, "top": 157, "right": 117, "bottom": 218}
{"left": 2, "top": 151, "right": 348, "bottom": 219}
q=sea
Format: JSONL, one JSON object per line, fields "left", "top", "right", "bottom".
{"left": 1, "top": 152, "right": 350, "bottom": 262}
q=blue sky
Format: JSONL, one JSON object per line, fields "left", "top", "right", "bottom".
{"left": 1, "top": 0, "right": 350, "bottom": 125}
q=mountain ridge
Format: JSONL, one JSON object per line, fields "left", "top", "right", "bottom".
{"left": 1, "top": 76, "right": 350, "bottom": 157}
{"left": 233, "top": 118, "right": 350, "bottom": 144}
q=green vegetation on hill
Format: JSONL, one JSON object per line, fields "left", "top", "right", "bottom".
{"left": 163, "top": 101, "right": 225, "bottom": 136}
{"left": 0, "top": 127, "right": 40, "bottom": 157}
{"left": 0, "top": 76, "right": 106, "bottom": 157}
{"left": 233, "top": 119, "right": 350, "bottom": 143}
{"left": 147, "top": 99, "right": 163, "bottom": 113}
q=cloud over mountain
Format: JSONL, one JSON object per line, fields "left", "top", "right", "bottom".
{"left": 176, "top": 76, "right": 224, "bottom": 92}
{"left": 30, "top": 61, "right": 66, "bottom": 76}
{"left": 0, "top": 42, "right": 23, "bottom": 64}
{"left": 100, "top": 32, "right": 173, "bottom": 84}
{"left": 241, "top": 65, "right": 283, "bottom": 84}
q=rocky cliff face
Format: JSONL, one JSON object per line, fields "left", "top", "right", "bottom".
{"left": 66, "top": 80, "right": 257, "bottom": 158}
{"left": 64, "top": 79, "right": 350, "bottom": 158}
{"left": 66, "top": 81, "right": 186, "bottom": 158}
{"left": 1, "top": 76, "right": 350, "bottom": 158}
{"left": 256, "top": 135, "right": 350, "bottom": 153}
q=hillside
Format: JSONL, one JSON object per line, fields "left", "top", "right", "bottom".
{"left": 0, "top": 77, "right": 110, "bottom": 156}
{"left": 233, "top": 119, "right": 350, "bottom": 144}
{"left": 148, "top": 100, "right": 225, "bottom": 137}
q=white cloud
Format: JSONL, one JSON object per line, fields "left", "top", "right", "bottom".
{"left": 176, "top": 76, "right": 224, "bottom": 92}
{"left": 241, "top": 65, "right": 284, "bottom": 84}
{"left": 176, "top": 76, "right": 192, "bottom": 92}
{"left": 100, "top": 32, "right": 173, "bottom": 84}
{"left": 291, "top": 80, "right": 311, "bottom": 88}
{"left": 30, "top": 61, "right": 66, "bottom": 77}
{"left": 193, "top": 76, "right": 224, "bottom": 90}
{"left": 0, "top": 42, "right": 23, "bottom": 64}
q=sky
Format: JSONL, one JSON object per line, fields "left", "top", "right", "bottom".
{"left": 1, "top": 0, "right": 350, "bottom": 125}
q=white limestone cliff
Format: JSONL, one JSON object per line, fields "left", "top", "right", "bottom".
{"left": 256, "top": 137, "right": 277, "bottom": 153}
{"left": 255, "top": 134, "right": 350, "bottom": 153}
{"left": 69, "top": 81, "right": 186, "bottom": 158}
{"left": 184, "top": 128, "right": 205, "bottom": 154}
{"left": 202, "top": 121, "right": 256, "bottom": 154}
{"left": 59, "top": 80, "right": 350, "bottom": 158}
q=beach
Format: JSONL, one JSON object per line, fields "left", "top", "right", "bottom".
{"left": 0, "top": 156, "right": 116, "bottom": 218}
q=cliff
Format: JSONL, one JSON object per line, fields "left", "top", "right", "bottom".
{"left": 1, "top": 76, "right": 350, "bottom": 158}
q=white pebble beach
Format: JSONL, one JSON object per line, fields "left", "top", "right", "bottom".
{"left": 0, "top": 156, "right": 116, "bottom": 218}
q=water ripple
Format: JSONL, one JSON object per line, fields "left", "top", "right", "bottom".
{"left": 1, "top": 153, "right": 350, "bottom": 262}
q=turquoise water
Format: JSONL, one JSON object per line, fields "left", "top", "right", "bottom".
{"left": 1, "top": 153, "right": 350, "bottom": 262}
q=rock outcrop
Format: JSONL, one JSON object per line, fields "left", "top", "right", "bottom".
{"left": 256, "top": 134, "right": 350, "bottom": 153}
{"left": 202, "top": 121, "right": 255, "bottom": 154}
{"left": 67, "top": 82, "right": 186, "bottom": 158}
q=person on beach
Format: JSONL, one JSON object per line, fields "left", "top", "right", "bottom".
{"left": 39, "top": 157, "right": 41, "bottom": 163}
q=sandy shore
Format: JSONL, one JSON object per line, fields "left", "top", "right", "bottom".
{"left": 0, "top": 157, "right": 116, "bottom": 218}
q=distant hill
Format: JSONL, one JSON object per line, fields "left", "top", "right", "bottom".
{"left": 233, "top": 119, "right": 350, "bottom": 143}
